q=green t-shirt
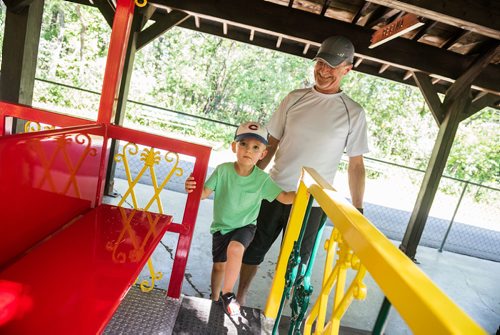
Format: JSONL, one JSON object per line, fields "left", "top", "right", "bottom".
{"left": 204, "top": 162, "right": 283, "bottom": 235}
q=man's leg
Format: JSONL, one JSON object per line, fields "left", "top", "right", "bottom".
{"left": 298, "top": 207, "right": 325, "bottom": 265}
{"left": 236, "top": 263, "right": 258, "bottom": 305}
{"left": 238, "top": 200, "right": 290, "bottom": 305}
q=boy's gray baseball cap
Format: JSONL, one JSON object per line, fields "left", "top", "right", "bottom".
{"left": 313, "top": 36, "right": 355, "bottom": 67}
{"left": 234, "top": 121, "right": 268, "bottom": 145}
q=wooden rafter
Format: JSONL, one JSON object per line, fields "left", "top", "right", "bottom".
{"left": 367, "top": 0, "right": 500, "bottom": 40}
{"left": 3, "top": 0, "right": 35, "bottom": 14}
{"left": 148, "top": 0, "right": 499, "bottom": 95}
{"left": 137, "top": 10, "right": 190, "bottom": 50}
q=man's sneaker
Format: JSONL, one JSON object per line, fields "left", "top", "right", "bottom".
{"left": 221, "top": 292, "right": 240, "bottom": 316}
{"left": 210, "top": 292, "right": 222, "bottom": 305}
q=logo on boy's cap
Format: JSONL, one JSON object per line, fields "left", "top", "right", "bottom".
{"left": 234, "top": 122, "right": 268, "bottom": 145}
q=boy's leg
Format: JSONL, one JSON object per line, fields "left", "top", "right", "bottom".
{"left": 238, "top": 200, "right": 291, "bottom": 304}
{"left": 212, "top": 232, "right": 231, "bottom": 301}
{"left": 211, "top": 262, "right": 225, "bottom": 301}
{"left": 222, "top": 241, "right": 245, "bottom": 295}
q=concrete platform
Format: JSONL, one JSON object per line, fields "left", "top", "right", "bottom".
{"left": 104, "top": 179, "right": 500, "bottom": 334}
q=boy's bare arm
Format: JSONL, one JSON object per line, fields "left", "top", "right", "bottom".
{"left": 276, "top": 191, "right": 295, "bottom": 205}
{"left": 185, "top": 174, "right": 213, "bottom": 200}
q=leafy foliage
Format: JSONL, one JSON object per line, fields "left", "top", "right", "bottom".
{"left": 0, "top": 2, "right": 498, "bottom": 188}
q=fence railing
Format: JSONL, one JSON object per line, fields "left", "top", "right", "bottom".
{"left": 30, "top": 78, "right": 500, "bottom": 261}
{"left": 265, "top": 167, "right": 487, "bottom": 334}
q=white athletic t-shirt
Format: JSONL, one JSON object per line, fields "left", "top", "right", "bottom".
{"left": 267, "top": 87, "right": 369, "bottom": 192}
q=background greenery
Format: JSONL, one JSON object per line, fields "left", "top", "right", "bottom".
{"left": 0, "top": 1, "right": 498, "bottom": 188}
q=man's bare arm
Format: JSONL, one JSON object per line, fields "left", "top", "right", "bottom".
{"left": 348, "top": 155, "right": 365, "bottom": 210}
{"left": 257, "top": 135, "right": 279, "bottom": 170}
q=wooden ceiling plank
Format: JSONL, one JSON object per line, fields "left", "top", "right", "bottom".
{"left": 367, "top": 0, "right": 500, "bottom": 40}
{"left": 441, "top": 28, "right": 466, "bottom": 49}
{"left": 351, "top": 1, "right": 368, "bottom": 24}
{"left": 320, "top": 0, "right": 332, "bottom": 16}
{"left": 412, "top": 20, "right": 435, "bottom": 41}
{"left": 366, "top": 7, "right": 400, "bottom": 28}
{"left": 149, "top": 0, "right": 500, "bottom": 94}
{"left": 137, "top": 10, "right": 190, "bottom": 50}
{"left": 413, "top": 72, "right": 445, "bottom": 125}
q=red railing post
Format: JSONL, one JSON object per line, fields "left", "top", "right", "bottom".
{"left": 97, "top": 0, "right": 135, "bottom": 124}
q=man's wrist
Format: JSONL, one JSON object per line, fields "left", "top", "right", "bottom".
{"left": 356, "top": 207, "right": 364, "bottom": 214}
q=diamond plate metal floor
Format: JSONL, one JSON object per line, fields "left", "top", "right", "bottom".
{"left": 104, "top": 286, "right": 371, "bottom": 334}
{"left": 104, "top": 286, "right": 181, "bottom": 335}
{"left": 173, "top": 296, "right": 262, "bottom": 334}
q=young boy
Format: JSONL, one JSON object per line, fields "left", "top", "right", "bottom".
{"left": 185, "top": 121, "right": 295, "bottom": 316}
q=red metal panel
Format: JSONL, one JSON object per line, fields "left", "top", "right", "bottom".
{"left": 97, "top": 0, "right": 135, "bottom": 124}
{"left": 0, "top": 101, "right": 95, "bottom": 132}
{"left": 0, "top": 204, "right": 172, "bottom": 334}
{"left": 108, "top": 124, "right": 212, "bottom": 298}
{"left": 0, "top": 125, "right": 105, "bottom": 267}
{"left": 107, "top": 124, "right": 212, "bottom": 158}
{"left": 168, "top": 147, "right": 211, "bottom": 298}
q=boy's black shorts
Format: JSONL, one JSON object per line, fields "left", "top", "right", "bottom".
{"left": 242, "top": 199, "right": 324, "bottom": 266}
{"left": 212, "top": 224, "right": 257, "bottom": 263}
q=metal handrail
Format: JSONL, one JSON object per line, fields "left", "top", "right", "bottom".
{"left": 265, "top": 167, "right": 487, "bottom": 334}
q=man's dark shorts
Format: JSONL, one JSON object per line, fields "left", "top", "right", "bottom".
{"left": 212, "top": 224, "right": 257, "bottom": 263}
{"left": 242, "top": 199, "right": 324, "bottom": 266}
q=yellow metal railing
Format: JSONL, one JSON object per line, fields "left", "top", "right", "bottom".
{"left": 264, "top": 167, "right": 486, "bottom": 335}
{"left": 112, "top": 142, "right": 183, "bottom": 292}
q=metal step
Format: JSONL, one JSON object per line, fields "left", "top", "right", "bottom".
{"left": 105, "top": 286, "right": 371, "bottom": 334}
{"left": 173, "top": 295, "right": 262, "bottom": 334}
{"left": 104, "top": 286, "right": 181, "bottom": 335}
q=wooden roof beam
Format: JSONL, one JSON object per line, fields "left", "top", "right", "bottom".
{"left": 95, "top": 0, "right": 116, "bottom": 28}
{"left": 151, "top": 0, "right": 500, "bottom": 94}
{"left": 413, "top": 72, "right": 445, "bottom": 125}
{"left": 445, "top": 41, "right": 500, "bottom": 106}
{"left": 367, "top": 0, "right": 500, "bottom": 40}
{"left": 462, "top": 93, "right": 500, "bottom": 121}
{"left": 351, "top": 1, "right": 368, "bottom": 24}
{"left": 3, "top": 0, "right": 35, "bottom": 14}
{"left": 137, "top": 10, "right": 190, "bottom": 50}
{"left": 320, "top": 0, "right": 332, "bottom": 16}
{"left": 365, "top": 7, "right": 400, "bottom": 28}
{"left": 412, "top": 20, "right": 436, "bottom": 41}
{"left": 441, "top": 29, "right": 467, "bottom": 50}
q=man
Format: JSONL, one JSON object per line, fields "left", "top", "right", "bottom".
{"left": 237, "top": 36, "right": 369, "bottom": 305}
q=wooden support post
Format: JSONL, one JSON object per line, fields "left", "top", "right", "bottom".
{"left": 0, "top": 1, "right": 43, "bottom": 134}
{"left": 400, "top": 43, "right": 499, "bottom": 260}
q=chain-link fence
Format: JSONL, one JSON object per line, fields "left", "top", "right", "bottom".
{"left": 30, "top": 78, "right": 500, "bottom": 262}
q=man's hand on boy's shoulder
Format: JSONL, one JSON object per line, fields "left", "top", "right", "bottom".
{"left": 185, "top": 174, "right": 196, "bottom": 193}
{"left": 276, "top": 190, "right": 296, "bottom": 205}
